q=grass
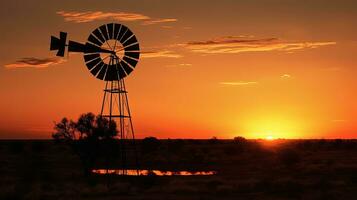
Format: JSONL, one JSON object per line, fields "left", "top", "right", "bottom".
{"left": 1, "top": 139, "right": 357, "bottom": 199}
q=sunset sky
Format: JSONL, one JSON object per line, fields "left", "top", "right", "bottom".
{"left": 1, "top": 0, "right": 357, "bottom": 139}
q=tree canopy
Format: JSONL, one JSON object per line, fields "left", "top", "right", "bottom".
{"left": 52, "top": 112, "right": 118, "bottom": 141}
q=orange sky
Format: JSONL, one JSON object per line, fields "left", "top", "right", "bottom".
{"left": 1, "top": 0, "right": 357, "bottom": 139}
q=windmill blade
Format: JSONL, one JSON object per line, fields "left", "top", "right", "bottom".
{"left": 113, "top": 24, "right": 122, "bottom": 39}
{"left": 123, "top": 36, "right": 137, "bottom": 47}
{"left": 88, "top": 34, "right": 103, "bottom": 47}
{"left": 85, "top": 57, "right": 102, "bottom": 70}
{"left": 123, "top": 56, "right": 138, "bottom": 68}
{"left": 97, "top": 64, "right": 108, "bottom": 80}
{"left": 116, "top": 63, "right": 127, "bottom": 79}
{"left": 125, "top": 51, "right": 140, "bottom": 60}
{"left": 105, "top": 65, "right": 117, "bottom": 81}
{"left": 90, "top": 62, "right": 104, "bottom": 76}
{"left": 107, "top": 23, "right": 114, "bottom": 39}
{"left": 120, "top": 28, "right": 133, "bottom": 43}
{"left": 124, "top": 43, "right": 140, "bottom": 52}
{"left": 119, "top": 60, "right": 134, "bottom": 75}
{"left": 99, "top": 24, "right": 110, "bottom": 40}
{"left": 93, "top": 29, "right": 106, "bottom": 43}
{"left": 84, "top": 53, "right": 100, "bottom": 64}
{"left": 117, "top": 25, "right": 128, "bottom": 41}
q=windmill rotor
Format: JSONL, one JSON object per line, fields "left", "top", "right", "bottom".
{"left": 50, "top": 23, "right": 140, "bottom": 81}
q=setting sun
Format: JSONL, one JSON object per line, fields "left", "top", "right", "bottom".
{"left": 265, "top": 135, "right": 274, "bottom": 140}
{"left": 240, "top": 114, "right": 302, "bottom": 139}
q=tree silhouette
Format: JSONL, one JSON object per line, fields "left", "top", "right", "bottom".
{"left": 52, "top": 113, "right": 118, "bottom": 141}
{"left": 75, "top": 112, "right": 95, "bottom": 139}
{"left": 93, "top": 116, "right": 117, "bottom": 139}
{"left": 52, "top": 118, "right": 76, "bottom": 141}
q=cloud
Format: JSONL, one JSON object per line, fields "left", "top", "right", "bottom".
{"left": 57, "top": 11, "right": 150, "bottom": 23}
{"left": 57, "top": 11, "right": 178, "bottom": 25}
{"left": 281, "top": 74, "right": 291, "bottom": 79}
{"left": 166, "top": 63, "right": 192, "bottom": 67}
{"left": 4, "top": 57, "right": 65, "bottom": 69}
{"left": 161, "top": 25, "right": 174, "bottom": 29}
{"left": 141, "top": 50, "right": 182, "bottom": 58}
{"left": 219, "top": 81, "right": 258, "bottom": 86}
{"left": 142, "top": 18, "right": 177, "bottom": 25}
{"left": 183, "top": 36, "right": 336, "bottom": 54}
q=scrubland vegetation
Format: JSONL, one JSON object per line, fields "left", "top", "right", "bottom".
{"left": 1, "top": 138, "right": 357, "bottom": 199}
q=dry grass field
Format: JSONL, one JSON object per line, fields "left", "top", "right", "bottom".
{"left": 1, "top": 139, "right": 357, "bottom": 199}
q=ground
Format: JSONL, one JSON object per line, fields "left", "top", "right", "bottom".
{"left": 1, "top": 139, "right": 357, "bottom": 199}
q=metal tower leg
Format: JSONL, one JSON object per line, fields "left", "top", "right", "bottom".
{"left": 99, "top": 56, "right": 139, "bottom": 176}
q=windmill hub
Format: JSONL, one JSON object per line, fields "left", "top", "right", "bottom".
{"left": 98, "top": 39, "right": 125, "bottom": 64}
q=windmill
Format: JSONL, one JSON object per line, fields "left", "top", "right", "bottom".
{"left": 50, "top": 23, "right": 140, "bottom": 175}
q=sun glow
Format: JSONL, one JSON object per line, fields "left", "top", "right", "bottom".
{"left": 241, "top": 115, "right": 302, "bottom": 139}
{"left": 265, "top": 135, "right": 274, "bottom": 140}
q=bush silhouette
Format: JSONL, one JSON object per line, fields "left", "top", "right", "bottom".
{"left": 233, "top": 136, "right": 247, "bottom": 143}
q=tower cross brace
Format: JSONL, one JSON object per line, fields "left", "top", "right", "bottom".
{"left": 100, "top": 55, "right": 139, "bottom": 175}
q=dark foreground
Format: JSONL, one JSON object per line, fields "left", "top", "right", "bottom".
{"left": 1, "top": 139, "right": 357, "bottom": 200}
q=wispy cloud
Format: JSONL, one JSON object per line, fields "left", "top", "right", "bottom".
{"left": 161, "top": 25, "right": 174, "bottom": 29}
{"left": 183, "top": 36, "right": 336, "bottom": 54}
{"left": 57, "top": 11, "right": 177, "bottom": 25}
{"left": 4, "top": 57, "right": 65, "bottom": 69}
{"left": 141, "top": 50, "right": 182, "bottom": 58}
{"left": 166, "top": 63, "right": 192, "bottom": 67}
{"left": 280, "top": 74, "right": 291, "bottom": 79}
{"left": 142, "top": 18, "right": 177, "bottom": 25}
{"left": 219, "top": 81, "right": 258, "bottom": 86}
{"left": 57, "top": 11, "right": 150, "bottom": 23}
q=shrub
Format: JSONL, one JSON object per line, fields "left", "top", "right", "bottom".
{"left": 233, "top": 136, "right": 247, "bottom": 143}
{"left": 209, "top": 136, "right": 218, "bottom": 144}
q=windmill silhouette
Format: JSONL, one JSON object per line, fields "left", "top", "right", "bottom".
{"left": 50, "top": 23, "right": 140, "bottom": 175}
